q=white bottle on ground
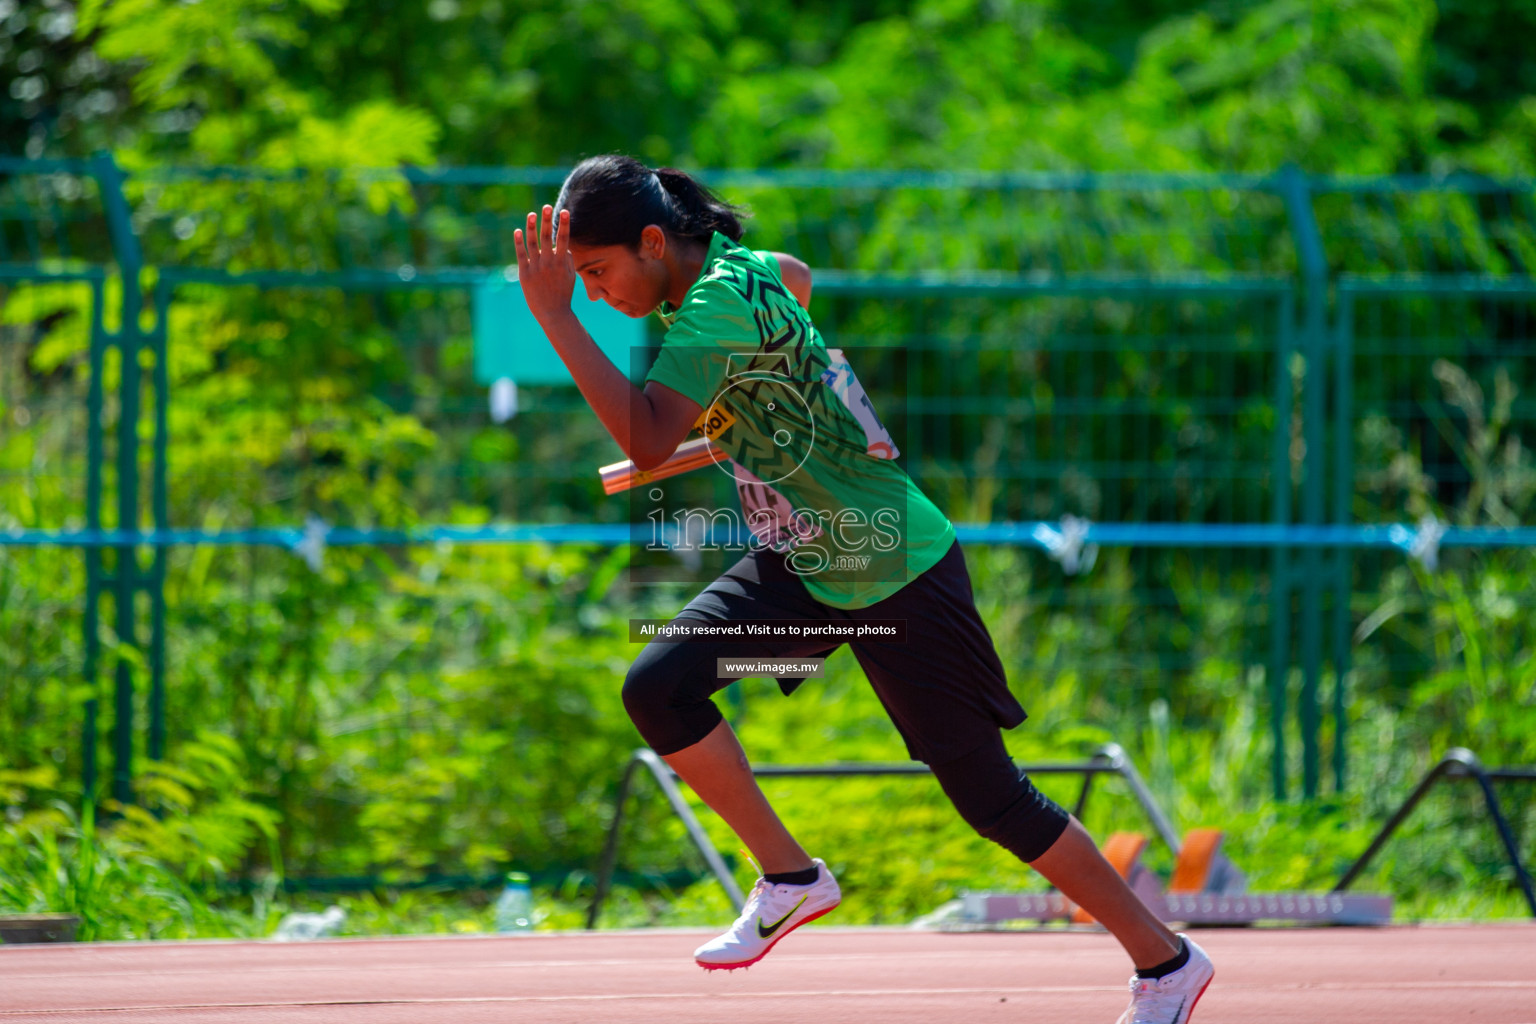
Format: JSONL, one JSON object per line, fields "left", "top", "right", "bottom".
{"left": 272, "top": 904, "right": 346, "bottom": 941}
{"left": 493, "top": 871, "right": 534, "bottom": 933}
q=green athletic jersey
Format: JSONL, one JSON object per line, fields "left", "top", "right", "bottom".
{"left": 646, "top": 232, "right": 954, "bottom": 609}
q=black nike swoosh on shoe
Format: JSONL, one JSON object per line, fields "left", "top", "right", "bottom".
{"left": 756, "top": 895, "right": 809, "bottom": 939}
{"left": 1173, "top": 995, "right": 1187, "bottom": 1023}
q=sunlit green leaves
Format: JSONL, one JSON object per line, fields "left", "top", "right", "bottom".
{"left": 78, "top": 0, "right": 440, "bottom": 167}
{"left": 80, "top": 0, "right": 319, "bottom": 110}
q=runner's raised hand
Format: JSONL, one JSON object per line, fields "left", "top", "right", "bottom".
{"left": 514, "top": 205, "right": 575, "bottom": 327}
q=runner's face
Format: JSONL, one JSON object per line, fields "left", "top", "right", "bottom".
{"left": 570, "top": 229, "right": 669, "bottom": 318}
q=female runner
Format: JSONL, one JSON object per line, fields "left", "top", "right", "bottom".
{"left": 514, "top": 154, "right": 1213, "bottom": 1024}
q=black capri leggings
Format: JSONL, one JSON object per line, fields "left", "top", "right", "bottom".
{"left": 622, "top": 541, "right": 1071, "bottom": 864}
{"left": 927, "top": 732, "right": 1071, "bottom": 864}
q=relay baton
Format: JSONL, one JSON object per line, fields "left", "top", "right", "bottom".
{"left": 599, "top": 437, "right": 728, "bottom": 495}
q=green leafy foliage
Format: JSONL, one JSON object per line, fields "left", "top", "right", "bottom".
{"left": 4, "top": 0, "right": 1534, "bottom": 175}
{"left": 0, "top": 736, "right": 280, "bottom": 940}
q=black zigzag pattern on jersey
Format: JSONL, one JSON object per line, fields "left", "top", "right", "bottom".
{"left": 716, "top": 241, "right": 815, "bottom": 364}
{"left": 729, "top": 247, "right": 792, "bottom": 309}
{"left": 726, "top": 376, "right": 791, "bottom": 481}
{"left": 733, "top": 375, "right": 790, "bottom": 478}
{"left": 708, "top": 239, "right": 873, "bottom": 479}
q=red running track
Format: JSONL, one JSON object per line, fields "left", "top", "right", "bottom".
{"left": 3, "top": 924, "right": 1534, "bottom": 1023}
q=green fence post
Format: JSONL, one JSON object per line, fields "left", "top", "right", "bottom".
{"left": 1268, "top": 290, "right": 1296, "bottom": 801}
{"left": 148, "top": 281, "right": 170, "bottom": 763}
{"left": 1331, "top": 286, "right": 1355, "bottom": 794}
{"left": 1278, "top": 164, "right": 1330, "bottom": 799}
{"left": 83, "top": 275, "right": 108, "bottom": 804}
{"left": 91, "top": 151, "right": 146, "bottom": 806}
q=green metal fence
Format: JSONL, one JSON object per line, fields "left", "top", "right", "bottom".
{"left": 1, "top": 156, "right": 1533, "bottom": 856}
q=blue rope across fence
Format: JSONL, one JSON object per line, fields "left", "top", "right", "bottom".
{"left": 6, "top": 520, "right": 1532, "bottom": 564}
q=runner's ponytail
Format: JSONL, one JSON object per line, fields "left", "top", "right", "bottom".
{"left": 654, "top": 168, "right": 745, "bottom": 242}
{"left": 556, "top": 155, "right": 747, "bottom": 248}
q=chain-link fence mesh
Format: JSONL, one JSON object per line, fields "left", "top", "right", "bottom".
{"left": 2, "top": 160, "right": 1532, "bottom": 880}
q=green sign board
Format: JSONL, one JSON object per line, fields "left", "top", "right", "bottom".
{"left": 473, "top": 271, "right": 647, "bottom": 386}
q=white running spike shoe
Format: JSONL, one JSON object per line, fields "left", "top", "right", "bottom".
{"left": 693, "top": 858, "right": 841, "bottom": 971}
{"left": 1116, "top": 934, "right": 1215, "bottom": 1024}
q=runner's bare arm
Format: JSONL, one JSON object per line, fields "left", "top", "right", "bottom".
{"left": 770, "top": 252, "right": 812, "bottom": 310}
{"left": 516, "top": 206, "right": 702, "bottom": 469}
{"left": 547, "top": 326, "right": 700, "bottom": 470}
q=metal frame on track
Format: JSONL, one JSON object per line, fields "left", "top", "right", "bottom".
{"left": 585, "top": 742, "right": 1177, "bottom": 928}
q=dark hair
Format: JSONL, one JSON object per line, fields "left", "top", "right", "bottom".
{"left": 555, "top": 154, "right": 746, "bottom": 248}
